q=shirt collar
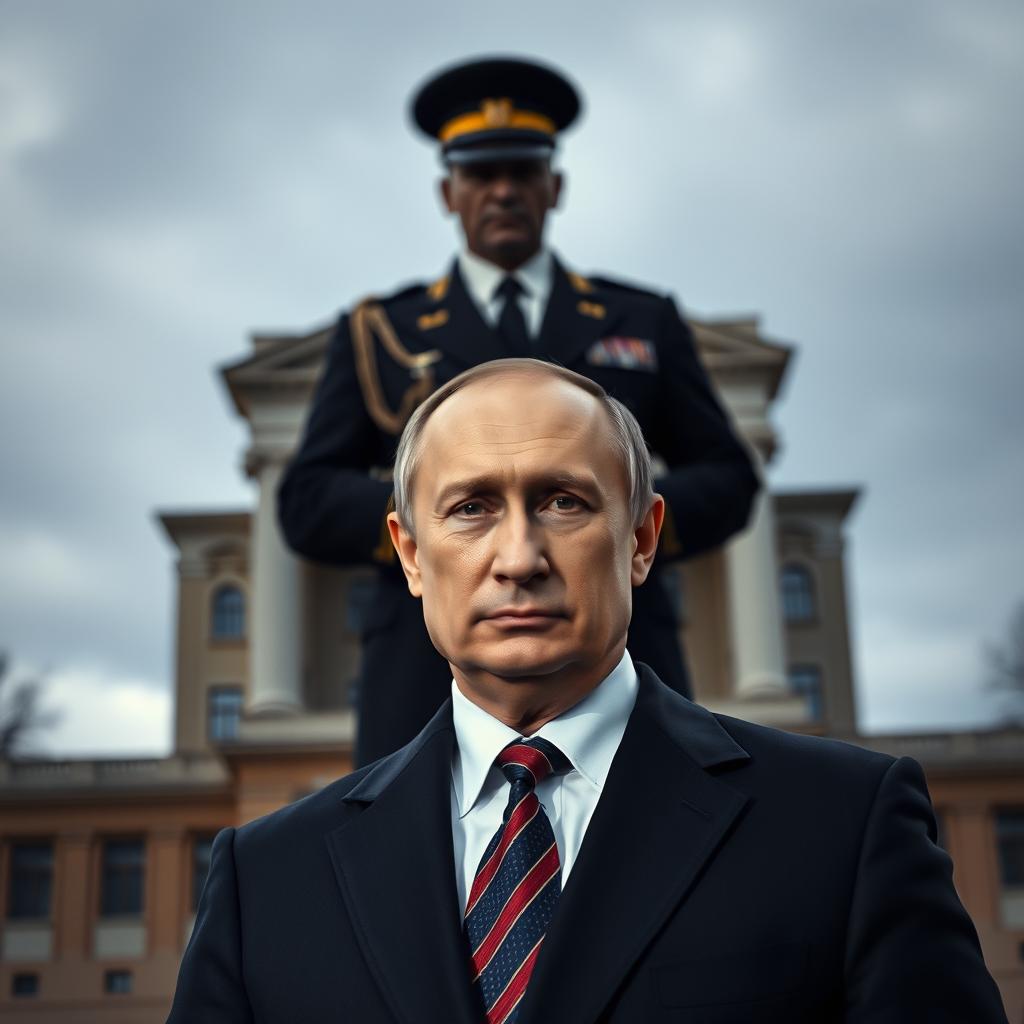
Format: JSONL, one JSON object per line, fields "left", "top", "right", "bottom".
{"left": 457, "top": 246, "right": 553, "bottom": 307}
{"left": 450, "top": 650, "right": 638, "bottom": 818}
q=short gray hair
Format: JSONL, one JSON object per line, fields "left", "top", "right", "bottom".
{"left": 392, "top": 358, "right": 654, "bottom": 533}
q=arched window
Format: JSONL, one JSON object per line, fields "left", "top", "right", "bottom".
{"left": 211, "top": 585, "right": 245, "bottom": 639}
{"left": 781, "top": 564, "right": 816, "bottom": 623}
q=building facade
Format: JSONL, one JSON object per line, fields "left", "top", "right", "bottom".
{"left": 1, "top": 316, "right": 1021, "bottom": 1021}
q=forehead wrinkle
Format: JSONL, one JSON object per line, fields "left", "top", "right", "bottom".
{"left": 461, "top": 421, "right": 589, "bottom": 441}
{"left": 461, "top": 436, "right": 583, "bottom": 454}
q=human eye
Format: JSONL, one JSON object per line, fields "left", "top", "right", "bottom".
{"left": 546, "top": 494, "right": 586, "bottom": 513}
{"left": 452, "top": 500, "right": 487, "bottom": 518}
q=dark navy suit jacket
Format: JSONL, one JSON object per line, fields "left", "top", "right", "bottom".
{"left": 167, "top": 667, "right": 1007, "bottom": 1023}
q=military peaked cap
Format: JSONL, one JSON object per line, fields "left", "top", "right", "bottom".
{"left": 411, "top": 56, "right": 581, "bottom": 164}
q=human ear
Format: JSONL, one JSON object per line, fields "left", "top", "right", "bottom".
{"left": 550, "top": 171, "right": 564, "bottom": 210}
{"left": 630, "top": 494, "right": 665, "bottom": 587}
{"left": 387, "top": 512, "right": 423, "bottom": 597}
{"left": 439, "top": 175, "right": 455, "bottom": 214}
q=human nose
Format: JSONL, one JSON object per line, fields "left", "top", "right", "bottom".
{"left": 491, "top": 508, "right": 549, "bottom": 583}
{"left": 491, "top": 173, "right": 521, "bottom": 203}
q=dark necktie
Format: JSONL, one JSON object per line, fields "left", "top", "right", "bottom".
{"left": 495, "top": 277, "right": 532, "bottom": 357}
{"left": 464, "top": 736, "right": 572, "bottom": 1024}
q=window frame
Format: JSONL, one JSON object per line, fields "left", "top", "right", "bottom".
{"left": 207, "top": 685, "right": 244, "bottom": 742}
{"left": 12, "top": 972, "right": 40, "bottom": 998}
{"left": 210, "top": 583, "right": 246, "bottom": 641}
{"left": 781, "top": 563, "right": 818, "bottom": 624}
{"left": 994, "top": 808, "right": 1024, "bottom": 929}
{"left": 787, "top": 663, "right": 825, "bottom": 721}
{"left": 104, "top": 969, "right": 133, "bottom": 995}
{"left": 191, "top": 834, "right": 216, "bottom": 911}
{"left": 99, "top": 838, "right": 146, "bottom": 918}
{"left": 6, "top": 840, "right": 54, "bottom": 921}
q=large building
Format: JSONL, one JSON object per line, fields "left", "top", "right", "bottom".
{"left": 1, "top": 314, "right": 1021, "bottom": 1022}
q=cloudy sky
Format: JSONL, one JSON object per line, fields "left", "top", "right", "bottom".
{"left": 2, "top": 0, "right": 1022, "bottom": 756}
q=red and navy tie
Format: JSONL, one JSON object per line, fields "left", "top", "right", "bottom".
{"left": 464, "top": 736, "right": 573, "bottom": 1024}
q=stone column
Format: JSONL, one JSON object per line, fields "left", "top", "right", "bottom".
{"left": 726, "top": 468, "right": 788, "bottom": 698}
{"left": 249, "top": 460, "right": 304, "bottom": 715}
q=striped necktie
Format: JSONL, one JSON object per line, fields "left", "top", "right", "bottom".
{"left": 464, "top": 736, "right": 572, "bottom": 1024}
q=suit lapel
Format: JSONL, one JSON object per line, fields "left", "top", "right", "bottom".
{"left": 517, "top": 667, "right": 751, "bottom": 1024}
{"left": 325, "top": 704, "right": 480, "bottom": 1024}
{"left": 537, "top": 259, "right": 626, "bottom": 368}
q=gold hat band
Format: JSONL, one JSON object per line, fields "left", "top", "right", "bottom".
{"left": 439, "top": 98, "right": 557, "bottom": 144}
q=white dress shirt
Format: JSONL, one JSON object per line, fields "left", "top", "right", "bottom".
{"left": 449, "top": 651, "right": 638, "bottom": 914}
{"left": 457, "top": 247, "right": 554, "bottom": 339}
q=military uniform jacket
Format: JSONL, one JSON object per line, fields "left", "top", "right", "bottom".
{"left": 278, "top": 257, "right": 760, "bottom": 762}
{"left": 280, "top": 255, "right": 756, "bottom": 568}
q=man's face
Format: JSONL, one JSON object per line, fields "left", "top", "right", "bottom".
{"left": 389, "top": 372, "right": 662, "bottom": 694}
{"left": 440, "top": 159, "right": 562, "bottom": 270}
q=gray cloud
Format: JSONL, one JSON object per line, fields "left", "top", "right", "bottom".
{"left": 1, "top": 0, "right": 1021, "bottom": 749}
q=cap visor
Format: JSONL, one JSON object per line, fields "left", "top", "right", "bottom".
{"left": 444, "top": 143, "right": 554, "bottom": 165}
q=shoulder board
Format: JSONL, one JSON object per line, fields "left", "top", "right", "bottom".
{"left": 355, "top": 277, "right": 444, "bottom": 311}
{"left": 425, "top": 274, "right": 450, "bottom": 302}
{"left": 585, "top": 274, "right": 666, "bottom": 301}
{"left": 566, "top": 270, "right": 596, "bottom": 294}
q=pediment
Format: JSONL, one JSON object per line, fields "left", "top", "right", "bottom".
{"left": 691, "top": 316, "right": 790, "bottom": 360}
{"left": 224, "top": 324, "right": 334, "bottom": 376}
{"left": 689, "top": 316, "right": 792, "bottom": 397}
{"left": 219, "top": 324, "right": 334, "bottom": 416}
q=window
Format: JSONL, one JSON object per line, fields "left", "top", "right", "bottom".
{"left": 996, "top": 809, "right": 1024, "bottom": 928}
{"left": 208, "top": 687, "right": 243, "bottom": 741}
{"left": 211, "top": 585, "right": 245, "bottom": 639}
{"left": 100, "top": 840, "right": 145, "bottom": 917}
{"left": 997, "top": 811, "right": 1024, "bottom": 885}
{"left": 104, "top": 970, "right": 133, "bottom": 994}
{"left": 7, "top": 842, "right": 53, "bottom": 919}
{"left": 788, "top": 664, "right": 824, "bottom": 721}
{"left": 12, "top": 973, "right": 39, "bottom": 997}
{"left": 781, "top": 564, "right": 816, "bottom": 623}
{"left": 192, "top": 836, "right": 215, "bottom": 910}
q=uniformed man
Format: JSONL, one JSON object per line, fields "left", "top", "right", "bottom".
{"left": 278, "top": 56, "right": 760, "bottom": 767}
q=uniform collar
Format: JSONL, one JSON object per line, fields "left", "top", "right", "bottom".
{"left": 450, "top": 650, "right": 638, "bottom": 819}
{"left": 457, "top": 246, "right": 554, "bottom": 307}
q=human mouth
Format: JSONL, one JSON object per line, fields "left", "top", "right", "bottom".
{"left": 484, "top": 210, "right": 527, "bottom": 227}
{"left": 482, "top": 608, "right": 566, "bottom": 628}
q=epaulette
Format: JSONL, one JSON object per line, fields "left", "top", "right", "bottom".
{"left": 366, "top": 280, "right": 432, "bottom": 308}
{"left": 583, "top": 273, "right": 666, "bottom": 302}
{"left": 425, "top": 274, "right": 450, "bottom": 302}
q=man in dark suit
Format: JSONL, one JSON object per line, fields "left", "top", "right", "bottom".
{"left": 170, "top": 360, "right": 1006, "bottom": 1023}
{"left": 277, "top": 56, "right": 759, "bottom": 766}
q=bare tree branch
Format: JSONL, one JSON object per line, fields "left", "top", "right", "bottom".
{"left": 0, "top": 653, "right": 63, "bottom": 758}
